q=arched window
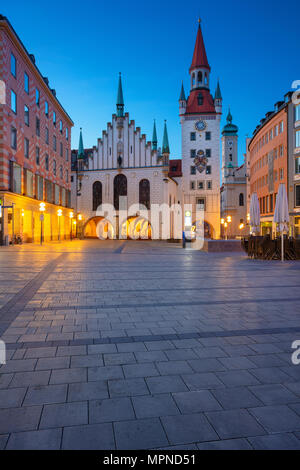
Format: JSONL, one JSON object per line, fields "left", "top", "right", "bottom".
{"left": 139, "top": 179, "right": 150, "bottom": 210}
{"left": 239, "top": 193, "right": 244, "bottom": 206}
{"left": 114, "top": 174, "right": 127, "bottom": 210}
{"left": 197, "top": 92, "right": 203, "bottom": 106}
{"left": 93, "top": 181, "right": 102, "bottom": 211}
{"left": 197, "top": 71, "right": 202, "bottom": 84}
{"left": 192, "top": 73, "right": 195, "bottom": 86}
{"left": 204, "top": 73, "right": 208, "bottom": 85}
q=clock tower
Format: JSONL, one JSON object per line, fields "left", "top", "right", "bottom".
{"left": 179, "top": 20, "right": 222, "bottom": 239}
{"left": 221, "top": 109, "right": 239, "bottom": 181}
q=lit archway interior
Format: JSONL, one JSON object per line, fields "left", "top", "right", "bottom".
{"left": 191, "top": 220, "right": 213, "bottom": 239}
{"left": 122, "top": 217, "right": 152, "bottom": 240}
{"left": 84, "top": 217, "right": 115, "bottom": 239}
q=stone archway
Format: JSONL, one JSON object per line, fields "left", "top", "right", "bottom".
{"left": 84, "top": 216, "right": 115, "bottom": 239}
{"left": 121, "top": 216, "right": 152, "bottom": 240}
{"left": 192, "top": 220, "right": 214, "bottom": 239}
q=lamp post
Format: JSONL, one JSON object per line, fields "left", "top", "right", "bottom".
{"left": 69, "top": 212, "right": 73, "bottom": 241}
{"left": 226, "top": 215, "right": 232, "bottom": 240}
{"left": 220, "top": 218, "right": 225, "bottom": 239}
{"left": 77, "top": 214, "right": 83, "bottom": 238}
{"left": 39, "top": 203, "right": 46, "bottom": 245}
{"left": 57, "top": 209, "right": 62, "bottom": 242}
{"left": 224, "top": 222, "right": 228, "bottom": 240}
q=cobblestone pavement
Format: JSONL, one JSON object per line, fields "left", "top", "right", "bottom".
{"left": 1, "top": 239, "right": 300, "bottom": 450}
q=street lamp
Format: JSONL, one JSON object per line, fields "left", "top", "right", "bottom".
{"left": 77, "top": 214, "right": 83, "bottom": 239}
{"left": 220, "top": 218, "right": 225, "bottom": 239}
{"left": 225, "top": 215, "right": 232, "bottom": 240}
{"left": 39, "top": 203, "right": 46, "bottom": 245}
{"left": 69, "top": 212, "right": 73, "bottom": 241}
{"left": 57, "top": 209, "right": 62, "bottom": 241}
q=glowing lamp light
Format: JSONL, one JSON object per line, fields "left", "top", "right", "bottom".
{"left": 239, "top": 223, "right": 245, "bottom": 230}
{"left": 78, "top": 214, "right": 82, "bottom": 221}
{"left": 57, "top": 209, "right": 62, "bottom": 217}
{"left": 226, "top": 216, "right": 232, "bottom": 223}
{"left": 221, "top": 218, "right": 225, "bottom": 225}
{"left": 21, "top": 209, "right": 24, "bottom": 217}
{"left": 69, "top": 212, "right": 74, "bottom": 219}
{"left": 73, "top": 220, "right": 76, "bottom": 225}
{"left": 224, "top": 222, "right": 228, "bottom": 228}
{"left": 39, "top": 203, "right": 46, "bottom": 212}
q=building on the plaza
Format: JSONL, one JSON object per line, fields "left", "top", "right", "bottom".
{"left": 220, "top": 110, "right": 247, "bottom": 238}
{"left": 179, "top": 21, "right": 221, "bottom": 239}
{"left": 0, "top": 15, "right": 73, "bottom": 244}
{"left": 247, "top": 91, "right": 298, "bottom": 236}
{"left": 71, "top": 74, "right": 181, "bottom": 240}
{"left": 245, "top": 137, "right": 251, "bottom": 228}
{"left": 71, "top": 21, "right": 224, "bottom": 240}
{"left": 287, "top": 88, "right": 300, "bottom": 237}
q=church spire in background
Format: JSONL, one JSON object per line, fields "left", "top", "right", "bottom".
{"left": 162, "top": 120, "right": 170, "bottom": 155}
{"left": 116, "top": 72, "right": 124, "bottom": 117}
{"left": 77, "top": 128, "right": 84, "bottom": 160}
{"left": 152, "top": 120, "right": 158, "bottom": 151}
{"left": 214, "top": 79, "right": 222, "bottom": 100}
{"left": 179, "top": 81, "right": 186, "bottom": 101}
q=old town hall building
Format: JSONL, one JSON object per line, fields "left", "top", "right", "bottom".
{"left": 71, "top": 22, "right": 224, "bottom": 240}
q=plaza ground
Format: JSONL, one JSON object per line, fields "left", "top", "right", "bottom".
{"left": 0, "top": 240, "right": 300, "bottom": 449}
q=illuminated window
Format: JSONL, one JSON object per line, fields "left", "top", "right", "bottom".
{"left": 24, "top": 72, "right": 29, "bottom": 93}
{"left": 11, "top": 53, "right": 16, "bottom": 77}
{"left": 36, "top": 88, "right": 40, "bottom": 107}
{"left": 11, "top": 90, "right": 17, "bottom": 113}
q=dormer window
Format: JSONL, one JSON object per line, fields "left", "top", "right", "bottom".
{"left": 197, "top": 92, "right": 203, "bottom": 106}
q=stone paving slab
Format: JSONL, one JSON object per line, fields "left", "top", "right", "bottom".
{"left": 1, "top": 240, "right": 300, "bottom": 449}
{"left": 62, "top": 423, "right": 115, "bottom": 450}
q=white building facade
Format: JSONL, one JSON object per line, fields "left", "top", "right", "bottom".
{"left": 179, "top": 22, "right": 222, "bottom": 239}
{"left": 71, "top": 75, "right": 181, "bottom": 240}
{"left": 220, "top": 111, "right": 247, "bottom": 238}
{"left": 71, "top": 22, "right": 224, "bottom": 241}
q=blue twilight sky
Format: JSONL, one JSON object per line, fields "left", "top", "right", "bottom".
{"left": 2, "top": 0, "right": 299, "bottom": 163}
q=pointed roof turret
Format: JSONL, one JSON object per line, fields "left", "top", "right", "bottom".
{"left": 227, "top": 108, "right": 233, "bottom": 123}
{"left": 189, "top": 19, "right": 210, "bottom": 72}
{"left": 152, "top": 120, "right": 158, "bottom": 151}
{"left": 77, "top": 128, "right": 85, "bottom": 160}
{"left": 222, "top": 108, "right": 238, "bottom": 136}
{"left": 179, "top": 82, "right": 186, "bottom": 101}
{"left": 116, "top": 72, "right": 124, "bottom": 117}
{"left": 215, "top": 80, "right": 222, "bottom": 100}
{"left": 162, "top": 120, "right": 170, "bottom": 154}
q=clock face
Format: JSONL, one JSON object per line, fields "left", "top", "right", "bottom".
{"left": 228, "top": 140, "right": 234, "bottom": 146}
{"left": 195, "top": 120, "right": 206, "bottom": 132}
